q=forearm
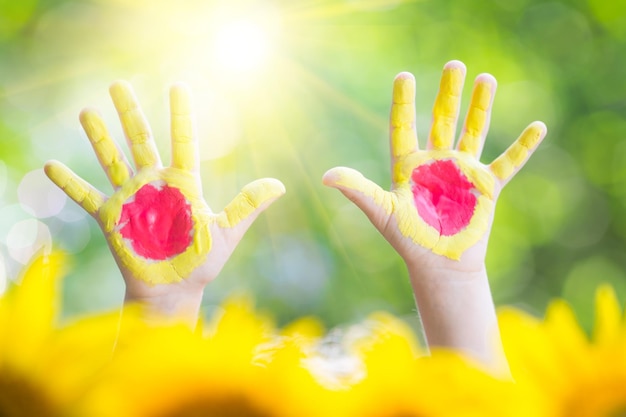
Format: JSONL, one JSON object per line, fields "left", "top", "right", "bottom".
{"left": 407, "top": 264, "right": 509, "bottom": 376}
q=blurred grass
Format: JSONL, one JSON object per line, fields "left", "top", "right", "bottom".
{"left": 0, "top": 0, "right": 625, "bottom": 330}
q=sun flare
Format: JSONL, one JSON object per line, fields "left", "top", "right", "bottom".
{"left": 213, "top": 20, "right": 273, "bottom": 73}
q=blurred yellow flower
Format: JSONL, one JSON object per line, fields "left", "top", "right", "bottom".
{"left": 79, "top": 296, "right": 332, "bottom": 417}
{"left": 341, "top": 312, "right": 523, "bottom": 417}
{"left": 500, "top": 285, "right": 626, "bottom": 417}
{"left": 0, "top": 251, "right": 124, "bottom": 416}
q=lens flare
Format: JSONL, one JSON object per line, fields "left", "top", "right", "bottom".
{"left": 213, "top": 20, "right": 272, "bottom": 73}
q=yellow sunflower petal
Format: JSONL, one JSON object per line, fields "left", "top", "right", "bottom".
{"left": 0, "top": 251, "right": 68, "bottom": 369}
{"left": 593, "top": 284, "right": 623, "bottom": 347}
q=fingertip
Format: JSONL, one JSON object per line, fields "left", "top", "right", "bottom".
{"left": 109, "top": 80, "right": 131, "bottom": 93}
{"left": 392, "top": 73, "right": 416, "bottom": 104}
{"left": 43, "top": 159, "right": 61, "bottom": 176}
{"left": 170, "top": 81, "right": 191, "bottom": 93}
{"left": 322, "top": 167, "right": 340, "bottom": 187}
{"left": 109, "top": 80, "right": 136, "bottom": 110}
{"left": 394, "top": 71, "right": 415, "bottom": 82}
{"left": 322, "top": 166, "right": 357, "bottom": 188}
{"left": 531, "top": 120, "right": 548, "bottom": 136}
{"left": 78, "top": 107, "right": 103, "bottom": 130}
{"left": 475, "top": 72, "right": 497, "bottom": 88}
{"left": 522, "top": 121, "right": 548, "bottom": 150}
{"left": 265, "top": 177, "right": 286, "bottom": 196}
{"left": 242, "top": 178, "right": 287, "bottom": 204}
{"left": 443, "top": 59, "right": 467, "bottom": 74}
{"left": 170, "top": 82, "right": 192, "bottom": 102}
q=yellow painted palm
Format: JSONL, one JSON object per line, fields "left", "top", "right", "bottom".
{"left": 0, "top": 252, "right": 128, "bottom": 416}
{"left": 499, "top": 285, "right": 626, "bottom": 417}
{"left": 342, "top": 312, "right": 525, "bottom": 417}
{"left": 78, "top": 296, "right": 330, "bottom": 417}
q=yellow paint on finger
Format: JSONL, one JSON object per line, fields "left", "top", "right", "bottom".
{"left": 392, "top": 74, "right": 415, "bottom": 104}
{"left": 458, "top": 82, "right": 492, "bottom": 156}
{"left": 171, "top": 140, "right": 196, "bottom": 171}
{"left": 390, "top": 74, "right": 418, "bottom": 160}
{"left": 430, "top": 66, "right": 464, "bottom": 150}
{"left": 80, "top": 110, "right": 130, "bottom": 187}
{"left": 44, "top": 161, "right": 104, "bottom": 215}
{"left": 490, "top": 123, "right": 544, "bottom": 180}
{"left": 110, "top": 82, "right": 160, "bottom": 168}
{"left": 171, "top": 85, "right": 196, "bottom": 171}
{"left": 217, "top": 178, "right": 286, "bottom": 228}
{"left": 324, "top": 166, "right": 395, "bottom": 215}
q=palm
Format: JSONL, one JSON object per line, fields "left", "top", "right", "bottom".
{"left": 45, "top": 81, "right": 284, "bottom": 295}
{"left": 324, "top": 61, "right": 546, "bottom": 270}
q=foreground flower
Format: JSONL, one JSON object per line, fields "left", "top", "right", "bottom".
{"left": 499, "top": 285, "right": 626, "bottom": 417}
{"left": 0, "top": 252, "right": 125, "bottom": 417}
{"left": 78, "top": 296, "right": 333, "bottom": 417}
{"left": 0, "top": 252, "right": 67, "bottom": 416}
{"left": 341, "top": 312, "right": 523, "bottom": 417}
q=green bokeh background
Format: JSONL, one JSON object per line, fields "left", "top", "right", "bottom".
{"left": 1, "top": 0, "right": 625, "bottom": 332}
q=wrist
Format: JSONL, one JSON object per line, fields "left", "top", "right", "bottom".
{"left": 405, "top": 262, "right": 508, "bottom": 375}
{"left": 124, "top": 283, "right": 205, "bottom": 327}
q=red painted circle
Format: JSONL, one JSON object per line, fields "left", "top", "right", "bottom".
{"left": 410, "top": 160, "right": 477, "bottom": 236}
{"left": 118, "top": 184, "right": 193, "bottom": 260}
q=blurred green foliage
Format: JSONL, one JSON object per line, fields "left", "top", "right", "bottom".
{"left": 0, "top": 0, "right": 625, "bottom": 331}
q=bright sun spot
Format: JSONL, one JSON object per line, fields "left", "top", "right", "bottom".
{"left": 213, "top": 20, "right": 272, "bottom": 73}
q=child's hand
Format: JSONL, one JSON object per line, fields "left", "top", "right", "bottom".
{"left": 323, "top": 60, "right": 546, "bottom": 273}
{"left": 45, "top": 82, "right": 285, "bottom": 320}
{"left": 323, "top": 60, "right": 546, "bottom": 372}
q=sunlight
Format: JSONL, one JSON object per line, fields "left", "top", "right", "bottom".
{"left": 213, "top": 20, "right": 273, "bottom": 73}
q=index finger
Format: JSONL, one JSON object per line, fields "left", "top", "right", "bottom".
{"left": 110, "top": 81, "right": 162, "bottom": 170}
{"left": 390, "top": 72, "right": 418, "bottom": 184}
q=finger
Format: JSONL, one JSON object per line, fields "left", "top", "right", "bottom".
{"left": 390, "top": 72, "right": 418, "bottom": 183}
{"left": 44, "top": 160, "right": 105, "bottom": 216}
{"left": 489, "top": 121, "right": 547, "bottom": 185}
{"left": 457, "top": 73, "right": 497, "bottom": 158}
{"left": 170, "top": 83, "right": 198, "bottom": 172}
{"left": 323, "top": 167, "right": 394, "bottom": 231}
{"left": 109, "top": 81, "right": 162, "bottom": 170}
{"left": 79, "top": 109, "right": 132, "bottom": 188}
{"left": 428, "top": 60, "right": 466, "bottom": 150}
{"left": 218, "top": 178, "right": 286, "bottom": 228}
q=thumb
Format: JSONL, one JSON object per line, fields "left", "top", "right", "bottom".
{"left": 217, "top": 178, "right": 286, "bottom": 230}
{"left": 323, "top": 167, "right": 394, "bottom": 230}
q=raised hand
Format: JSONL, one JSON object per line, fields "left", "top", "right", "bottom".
{"left": 323, "top": 60, "right": 546, "bottom": 269}
{"left": 323, "top": 60, "right": 546, "bottom": 371}
{"left": 45, "top": 82, "right": 285, "bottom": 320}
